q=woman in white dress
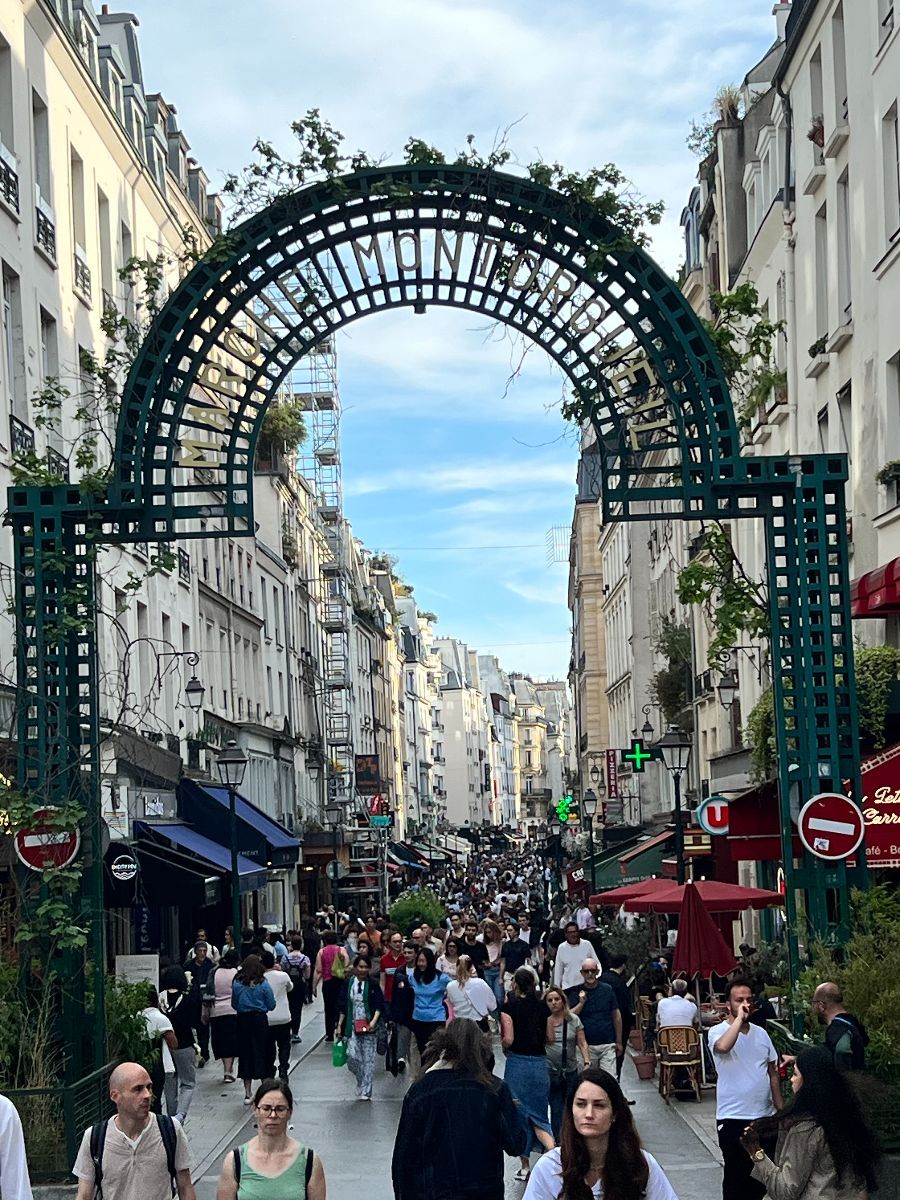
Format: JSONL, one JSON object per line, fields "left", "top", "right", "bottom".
{"left": 524, "top": 1067, "right": 679, "bottom": 1200}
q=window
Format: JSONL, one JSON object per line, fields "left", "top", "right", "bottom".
{"left": 832, "top": 4, "right": 848, "bottom": 123}
{"left": 836, "top": 172, "right": 851, "bottom": 322}
{"left": 31, "top": 90, "right": 50, "bottom": 203}
{"left": 2, "top": 264, "right": 25, "bottom": 417}
{"left": 882, "top": 102, "right": 900, "bottom": 242}
{"left": 97, "top": 188, "right": 113, "bottom": 302}
{"left": 837, "top": 383, "right": 852, "bottom": 470}
{"left": 887, "top": 351, "right": 900, "bottom": 469}
{"left": 879, "top": 0, "right": 895, "bottom": 45}
{"left": 815, "top": 203, "right": 829, "bottom": 340}
{"left": 39, "top": 309, "right": 57, "bottom": 381}
{"left": 0, "top": 35, "right": 13, "bottom": 151}
{"left": 525, "top": 749, "right": 533, "bottom": 768}
{"left": 70, "top": 148, "right": 85, "bottom": 250}
{"left": 120, "top": 221, "right": 133, "bottom": 318}
{"left": 817, "top": 405, "right": 830, "bottom": 453}
{"left": 810, "top": 48, "right": 824, "bottom": 166}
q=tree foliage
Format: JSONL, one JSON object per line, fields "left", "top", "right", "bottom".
{"left": 702, "top": 283, "right": 786, "bottom": 431}
{"left": 388, "top": 887, "right": 446, "bottom": 932}
{"left": 856, "top": 644, "right": 900, "bottom": 749}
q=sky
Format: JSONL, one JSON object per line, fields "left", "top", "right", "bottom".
{"left": 134, "top": 1, "right": 777, "bottom": 679}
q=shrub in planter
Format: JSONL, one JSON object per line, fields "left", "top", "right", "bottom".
{"left": 388, "top": 887, "right": 446, "bottom": 933}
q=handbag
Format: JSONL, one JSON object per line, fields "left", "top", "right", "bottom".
{"left": 331, "top": 1039, "right": 347, "bottom": 1068}
{"left": 353, "top": 1017, "right": 369, "bottom": 1035}
{"left": 549, "top": 1019, "right": 580, "bottom": 1084}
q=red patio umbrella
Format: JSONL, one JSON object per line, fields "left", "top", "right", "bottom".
{"left": 671, "top": 880, "right": 738, "bottom": 978}
{"left": 589, "top": 877, "right": 673, "bottom": 908}
{"left": 624, "top": 878, "right": 784, "bottom": 914}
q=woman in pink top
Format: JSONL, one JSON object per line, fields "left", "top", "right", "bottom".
{"left": 205, "top": 948, "right": 240, "bottom": 1083}
{"left": 312, "top": 930, "right": 351, "bottom": 1042}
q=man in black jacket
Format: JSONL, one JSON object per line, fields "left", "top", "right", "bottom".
{"left": 601, "top": 954, "right": 634, "bottom": 1083}
{"left": 813, "top": 981, "right": 868, "bottom": 1070}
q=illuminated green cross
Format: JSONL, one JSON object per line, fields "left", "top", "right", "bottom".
{"left": 622, "top": 740, "right": 653, "bottom": 772}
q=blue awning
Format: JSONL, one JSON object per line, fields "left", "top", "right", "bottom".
{"left": 388, "top": 842, "right": 427, "bottom": 870}
{"left": 178, "top": 779, "right": 300, "bottom": 868}
{"left": 136, "top": 821, "right": 269, "bottom": 893}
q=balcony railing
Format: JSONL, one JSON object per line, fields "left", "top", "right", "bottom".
{"left": 177, "top": 547, "right": 191, "bottom": 583}
{"left": 46, "top": 447, "right": 68, "bottom": 479}
{"left": 74, "top": 248, "right": 91, "bottom": 300}
{"left": 0, "top": 152, "right": 18, "bottom": 214}
{"left": 9, "top": 414, "right": 35, "bottom": 456}
{"left": 35, "top": 206, "right": 56, "bottom": 260}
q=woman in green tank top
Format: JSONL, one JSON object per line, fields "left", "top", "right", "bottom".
{"left": 215, "top": 1079, "right": 326, "bottom": 1200}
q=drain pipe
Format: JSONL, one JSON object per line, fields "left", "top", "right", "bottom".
{"left": 776, "top": 79, "right": 799, "bottom": 453}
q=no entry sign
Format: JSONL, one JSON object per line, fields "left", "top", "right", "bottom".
{"left": 14, "top": 808, "right": 81, "bottom": 871}
{"left": 696, "top": 794, "right": 730, "bottom": 836}
{"left": 798, "top": 793, "right": 865, "bottom": 861}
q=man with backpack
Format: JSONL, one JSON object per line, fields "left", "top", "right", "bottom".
{"left": 73, "top": 1061, "right": 194, "bottom": 1199}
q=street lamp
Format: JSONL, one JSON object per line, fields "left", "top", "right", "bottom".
{"left": 654, "top": 725, "right": 692, "bottom": 885}
{"left": 216, "top": 739, "right": 248, "bottom": 950}
{"left": 184, "top": 674, "right": 205, "bottom": 713}
{"left": 583, "top": 788, "right": 598, "bottom": 894}
{"left": 325, "top": 801, "right": 343, "bottom": 914}
{"left": 640, "top": 704, "right": 655, "bottom": 741}
{"left": 717, "top": 669, "right": 738, "bottom": 710}
{"left": 589, "top": 760, "right": 601, "bottom": 786}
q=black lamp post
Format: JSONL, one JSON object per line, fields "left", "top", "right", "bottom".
{"left": 654, "top": 725, "right": 692, "bottom": 885}
{"left": 583, "top": 788, "right": 598, "bottom": 894}
{"left": 325, "top": 800, "right": 343, "bottom": 914}
{"left": 717, "top": 669, "right": 738, "bottom": 711}
{"left": 184, "top": 674, "right": 205, "bottom": 715}
{"left": 216, "top": 739, "right": 248, "bottom": 948}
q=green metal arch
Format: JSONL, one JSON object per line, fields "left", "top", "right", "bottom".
{"left": 108, "top": 163, "right": 746, "bottom": 540}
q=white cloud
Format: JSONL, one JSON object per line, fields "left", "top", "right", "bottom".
{"left": 505, "top": 578, "right": 569, "bottom": 607}
{"left": 346, "top": 459, "right": 575, "bottom": 498}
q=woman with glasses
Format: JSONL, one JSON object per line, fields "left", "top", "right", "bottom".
{"left": 215, "top": 1078, "right": 326, "bottom": 1199}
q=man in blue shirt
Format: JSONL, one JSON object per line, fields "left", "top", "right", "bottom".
{"left": 565, "top": 958, "right": 622, "bottom": 1075}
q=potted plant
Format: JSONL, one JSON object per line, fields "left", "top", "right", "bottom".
{"left": 808, "top": 335, "right": 828, "bottom": 359}
{"left": 876, "top": 460, "right": 900, "bottom": 487}
{"left": 807, "top": 115, "right": 825, "bottom": 148}
{"left": 632, "top": 1049, "right": 657, "bottom": 1080}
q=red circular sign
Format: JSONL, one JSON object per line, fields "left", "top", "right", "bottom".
{"left": 14, "top": 808, "right": 81, "bottom": 871}
{"left": 797, "top": 793, "right": 865, "bottom": 862}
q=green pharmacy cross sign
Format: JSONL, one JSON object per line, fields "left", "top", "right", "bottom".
{"left": 554, "top": 794, "right": 576, "bottom": 824}
{"left": 6, "top": 160, "right": 866, "bottom": 1073}
{"left": 622, "top": 740, "right": 654, "bottom": 772}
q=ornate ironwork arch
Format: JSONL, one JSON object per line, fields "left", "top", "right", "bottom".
{"left": 108, "top": 163, "right": 750, "bottom": 540}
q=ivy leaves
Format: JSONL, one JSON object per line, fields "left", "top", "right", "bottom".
{"left": 702, "top": 283, "right": 786, "bottom": 431}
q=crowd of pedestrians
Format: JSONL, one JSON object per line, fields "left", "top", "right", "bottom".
{"left": 0, "top": 840, "right": 881, "bottom": 1200}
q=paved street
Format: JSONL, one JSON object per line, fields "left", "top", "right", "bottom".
{"left": 190, "top": 1021, "right": 722, "bottom": 1200}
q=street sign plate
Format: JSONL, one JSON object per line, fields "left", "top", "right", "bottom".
{"left": 325, "top": 859, "right": 350, "bottom": 881}
{"left": 14, "top": 807, "right": 80, "bottom": 871}
{"left": 696, "top": 794, "right": 730, "bottom": 836}
{"left": 797, "top": 792, "right": 865, "bottom": 861}
{"left": 370, "top": 815, "right": 392, "bottom": 827}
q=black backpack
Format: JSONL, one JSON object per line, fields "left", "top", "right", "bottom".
{"left": 89, "top": 1113, "right": 178, "bottom": 1199}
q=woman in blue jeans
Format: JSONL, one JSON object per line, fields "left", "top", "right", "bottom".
{"left": 482, "top": 920, "right": 504, "bottom": 1007}
{"left": 407, "top": 947, "right": 450, "bottom": 1054}
{"left": 501, "top": 968, "right": 556, "bottom": 1182}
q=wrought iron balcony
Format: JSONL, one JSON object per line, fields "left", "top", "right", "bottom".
{"left": 0, "top": 154, "right": 18, "bottom": 214}
{"left": 177, "top": 547, "right": 191, "bottom": 583}
{"left": 74, "top": 248, "right": 91, "bottom": 300}
{"left": 46, "top": 447, "right": 68, "bottom": 480}
{"left": 9, "top": 414, "right": 35, "bottom": 456}
{"left": 35, "top": 206, "right": 56, "bottom": 260}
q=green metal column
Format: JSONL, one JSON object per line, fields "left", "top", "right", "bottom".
{"left": 764, "top": 457, "right": 866, "bottom": 993}
{"left": 9, "top": 485, "right": 106, "bottom": 1078}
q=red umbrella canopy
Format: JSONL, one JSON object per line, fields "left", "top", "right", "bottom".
{"left": 624, "top": 878, "right": 783, "bottom": 914}
{"left": 672, "top": 881, "right": 738, "bottom": 978}
{"left": 589, "top": 877, "right": 673, "bottom": 908}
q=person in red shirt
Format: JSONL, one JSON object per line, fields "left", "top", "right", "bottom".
{"left": 380, "top": 931, "right": 406, "bottom": 1005}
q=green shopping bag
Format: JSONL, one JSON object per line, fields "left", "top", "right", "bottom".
{"left": 332, "top": 1038, "right": 348, "bottom": 1068}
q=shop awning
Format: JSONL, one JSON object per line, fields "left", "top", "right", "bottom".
{"left": 409, "top": 841, "right": 450, "bottom": 863}
{"left": 582, "top": 835, "right": 645, "bottom": 892}
{"left": 616, "top": 828, "right": 675, "bottom": 879}
{"left": 388, "top": 842, "right": 427, "bottom": 870}
{"left": 726, "top": 742, "right": 900, "bottom": 868}
{"left": 177, "top": 779, "right": 300, "bottom": 868}
{"left": 852, "top": 557, "right": 900, "bottom": 618}
{"left": 136, "top": 820, "right": 269, "bottom": 892}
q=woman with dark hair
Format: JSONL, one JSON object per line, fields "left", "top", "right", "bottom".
{"left": 391, "top": 1019, "right": 525, "bottom": 1200}
{"left": 407, "top": 947, "right": 451, "bottom": 1055}
{"left": 436, "top": 935, "right": 462, "bottom": 978}
{"left": 741, "top": 1045, "right": 879, "bottom": 1199}
{"left": 524, "top": 1067, "right": 678, "bottom": 1200}
{"left": 501, "top": 966, "right": 555, "bottom": 1182}
{"left": 232, "top": 954, "right": 276, "bottom": 1104}
{"left": 215, "top": 1077, "right": 326, "bottom": 1199}
{"left": 206, "top": 948, "right": 240, "bottom": 1084}
{"left": 336, "top": 955, "right": 384, "bottom": 1101}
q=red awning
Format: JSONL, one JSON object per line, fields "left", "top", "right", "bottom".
{"left": 590, "top": 877, "right": 673, "bottom": 908}
{"left": 726, "top": 741, "right": 900, "bottom": 868}
{"left": 852, "top": 557, "right": 900, "bottom": 617}
{"left": 625, "top": 879, "right": 783, "bottom": 914}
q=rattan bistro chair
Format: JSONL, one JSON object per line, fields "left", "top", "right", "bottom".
{"left": 657, "top": 1025, "right": 702, "bottom": 1104}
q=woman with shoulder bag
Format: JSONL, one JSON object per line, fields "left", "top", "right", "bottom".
{"left": 206, "top": 949, "right": 240, "bottom": 1084}
{"left": 545, "top": 987, "right": 590, "bottom": 1140}
{"left": 336, "top": 954, "right": 384, "bottom": 1101}
{"left": 501, "top": 967, "right": 556, "bottom": 1183}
